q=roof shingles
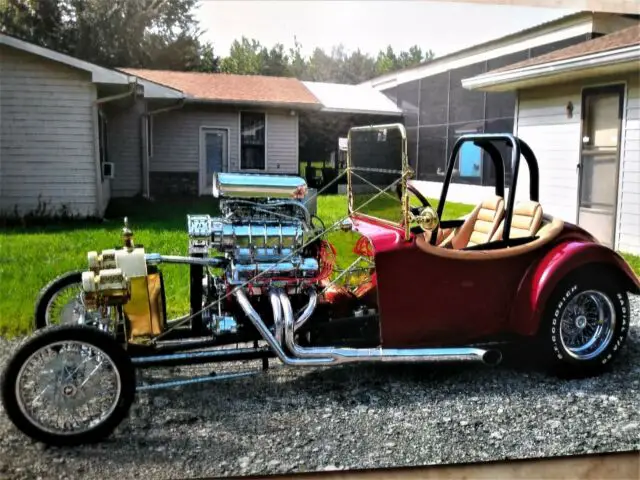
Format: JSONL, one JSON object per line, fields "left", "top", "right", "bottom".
{"left": 491, "top": 24, "right": 640, "bottom": 74}
{"left": 120, "top": 68, "right": 321, "bottom": 106}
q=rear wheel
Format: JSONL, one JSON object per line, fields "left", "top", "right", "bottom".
{"left": 34, "top": 271, "right": 84, "bottom": 329}
{"left": 1, "top": 325, "right": 136, "bottom": 445}
{"left": 540, "top": 269, "right": 630, "bottom": 378}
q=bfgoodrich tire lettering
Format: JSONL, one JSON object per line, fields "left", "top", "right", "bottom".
{"left": 542, "top": 270, "right": 630, "bottom": 377}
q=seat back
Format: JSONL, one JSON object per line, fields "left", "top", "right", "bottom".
{"left": 491, "top": 200, "right": 543, "bottom": 241}
{"left": 444, "top": 195, "right": 505, "bottom": 249}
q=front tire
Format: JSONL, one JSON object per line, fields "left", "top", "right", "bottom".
{"left": 540, "top": 269, "right": 630, "bottom": 378}
{"left": 1, "top": 325, "right": 136, "bottom": 446}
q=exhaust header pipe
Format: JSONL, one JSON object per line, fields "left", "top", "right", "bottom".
{"left": 234, "top": 288, "right": 333, "bottom": 366}
{"left": 277, "top": 289, "right": 501, "bottom": 366}
{"left": 234, "top": 287, "right": 502, "bottom": 368}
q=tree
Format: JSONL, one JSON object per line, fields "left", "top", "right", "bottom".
{"left": 0, "top": 0, "right": 71, "bottom": 53}
{"left": 196, "top": 42, "right": 220, "bottom": 73}
{"left": 340, "top": 49, "right": 376, "bottom": 84}
{"left": 220, "top": 36, "right": 265, "bottom": 75}
{"left": 220, "top": 37, "right": 292, "bottom": 77}
{"left": 304, "top": 46, "right": 339, "bottom": 82}
{"left": 0, "top": 0, "right": 217, "bottom": 71}
{"left": 261, "top": 43, "right": 289, "bottom": 77}
{"left": 287, "top": 36, "right": 307, "bottom": 79}
{"left": 374, "top": 44, "right": 435, "bottom": 75}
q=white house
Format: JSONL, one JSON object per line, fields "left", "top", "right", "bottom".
{"left": 0, "top": 34, "right": 140, "bottom": 218}
{"left": 0, "top": 34, "right": 400, "bottom": 218}
{"left": 462, "top": 24, "right": 640, "bottom": 255}
{"left": 359, "top": 11, "right": 638, "bottom": 205}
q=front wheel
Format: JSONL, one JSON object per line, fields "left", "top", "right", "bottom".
{"left": 540, "top": 269, "right": 631, "bottom": 378}
{"left": 1, "top": 325, "right": 136, "bottom": 445}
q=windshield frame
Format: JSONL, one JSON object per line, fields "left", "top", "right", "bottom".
{"left": 346, "top": 123, "right": 412, "bottom": 241}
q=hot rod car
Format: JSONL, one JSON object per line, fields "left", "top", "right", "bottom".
{"left": 2, "top": 124, "right": 638, "bottom": 446}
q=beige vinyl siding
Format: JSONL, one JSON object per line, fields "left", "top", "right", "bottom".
{"left": 150, "top": 106, "right": 299, "bottom": 176}
{"left": 151, "top": 106, "right": 239, "bottom": 173}
{"left": 514, "top": 84, "right": 582, "bottom": 222}
{"left": 107, "top": 98, "right": 144, "bottom": 197}
{"left": 619, "top": 78, "right": 640, "bottom": 254}
{"left": 0, "top": 45, "right": 99, "bottom": 217}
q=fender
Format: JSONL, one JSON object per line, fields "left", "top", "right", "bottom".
{"left": 508, "top": 240, "right": 640, "bottom": 337}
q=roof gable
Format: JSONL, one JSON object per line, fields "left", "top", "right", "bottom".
{"left": 462, "top": 24, "right": 639, "bottom": 91}
{"left": 360, "top": 11, "right": 638, "bottom": 91}
{"left": 0, "top": 33, "right": 132, "bottom": 85}
{"left": 490, "top": 23, "right": 640, "bottom": 73}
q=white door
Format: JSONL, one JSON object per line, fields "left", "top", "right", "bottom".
{"left": 200, "top": 128, "right": 228, "bottom": 195}
{"left": 577, "top": 85, "right": 624, "bottom": 247}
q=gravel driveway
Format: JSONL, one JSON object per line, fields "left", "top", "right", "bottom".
{"left": 1, "top": 296, "right": 638, "bottom": 480}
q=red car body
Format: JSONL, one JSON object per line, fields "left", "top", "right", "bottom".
{"left": 351, "top": 214, "right": 640, "bottom": 349}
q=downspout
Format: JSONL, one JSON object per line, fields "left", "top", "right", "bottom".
{"left": 142, "top": 99, "right": 186, "bottom": 198}
{"left": 92, "top": 77, "right": 138, "bottom": 217}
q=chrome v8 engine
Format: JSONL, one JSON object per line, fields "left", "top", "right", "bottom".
{"left": 187, "top": 173, "right": 320, "bottom": 285}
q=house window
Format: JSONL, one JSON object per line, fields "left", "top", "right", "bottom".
{"left": 98, "top": 110, "right": 108, "bottom": 181}
{"left": 240, "top": 112, "right": 266, "bottom": 170}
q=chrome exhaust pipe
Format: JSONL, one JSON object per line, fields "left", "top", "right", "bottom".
{"left": 481, "top": 349, "right": 503, "bottom": 366}
{"left": 269, "top": 289, "right": 284, "bottom": 345}
{"left": 279, "top": 288, "right": 501, "bottom": 366}
{"left": 234, "top": 288, "right": 333, "bottom": 366}
{"left": 293, "top": 288, "right": 317, "bottom": 332}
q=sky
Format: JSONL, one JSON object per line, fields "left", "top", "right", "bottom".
{"left": 195, "top": 1, "right": 578, "bottom": 59}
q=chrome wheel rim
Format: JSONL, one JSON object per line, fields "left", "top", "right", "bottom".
{"left": 15, "top": 341, "right": 122, "bottom": 436}
{"left": 45, "top": 284, "right": 85, "bottom": 326}
{"left": 559, "top": 290, "right": 616, "bottom": 360}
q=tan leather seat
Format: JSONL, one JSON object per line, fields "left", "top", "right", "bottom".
{"left": 491, "top": 200, "right": 543, "bottom": 241}
{"left": 440, "top": 195, "right": 505, "bottom": 249}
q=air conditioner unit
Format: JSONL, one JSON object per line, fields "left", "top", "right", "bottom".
{"left": 102, "top": 162, "right": 115, "bottom": 179}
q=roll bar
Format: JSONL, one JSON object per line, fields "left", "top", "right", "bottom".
{"left": 437, "top": 133, "right": 540, "bottom": 242}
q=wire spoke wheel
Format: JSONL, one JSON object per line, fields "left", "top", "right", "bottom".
{"left": 2, "top": 325, "right": 136, "bottom": 445}
{"left": 559, "top": 290, "right": 616, "bottom": 361}
{"left": 15, "top": 340, "right": 122, "bottom": 436}
{"left": 45, "top": 283, "right": 85, "bottom": 326}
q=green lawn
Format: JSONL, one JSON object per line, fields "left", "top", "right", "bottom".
{"left": 299, "top": 161, "right": 327, "bottom": 179}
{"left": 0, "top": 194, "right": 637, "bottom": 337}
{"left": 622, "top": 252, "right": 640, "bottom": 276}
{"left": 0, "top": 194, "right": 471, "bottom": 337}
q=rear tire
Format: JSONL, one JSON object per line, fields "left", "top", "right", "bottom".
{"left": 1, "top": 325, "right": 136, "bottom": 446}
{"left": 540, "top": 268, "right": 630, "bottom": 378}
{"left": 34, "top": 271, "right": 83, "bottom": 329}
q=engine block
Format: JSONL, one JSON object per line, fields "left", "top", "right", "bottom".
{"left": 188, "top": 173, "right": 321, "bottom": 286}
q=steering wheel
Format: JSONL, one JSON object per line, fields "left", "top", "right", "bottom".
{"left": 398, "top": 183, "right": 440, "bottom": 242}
